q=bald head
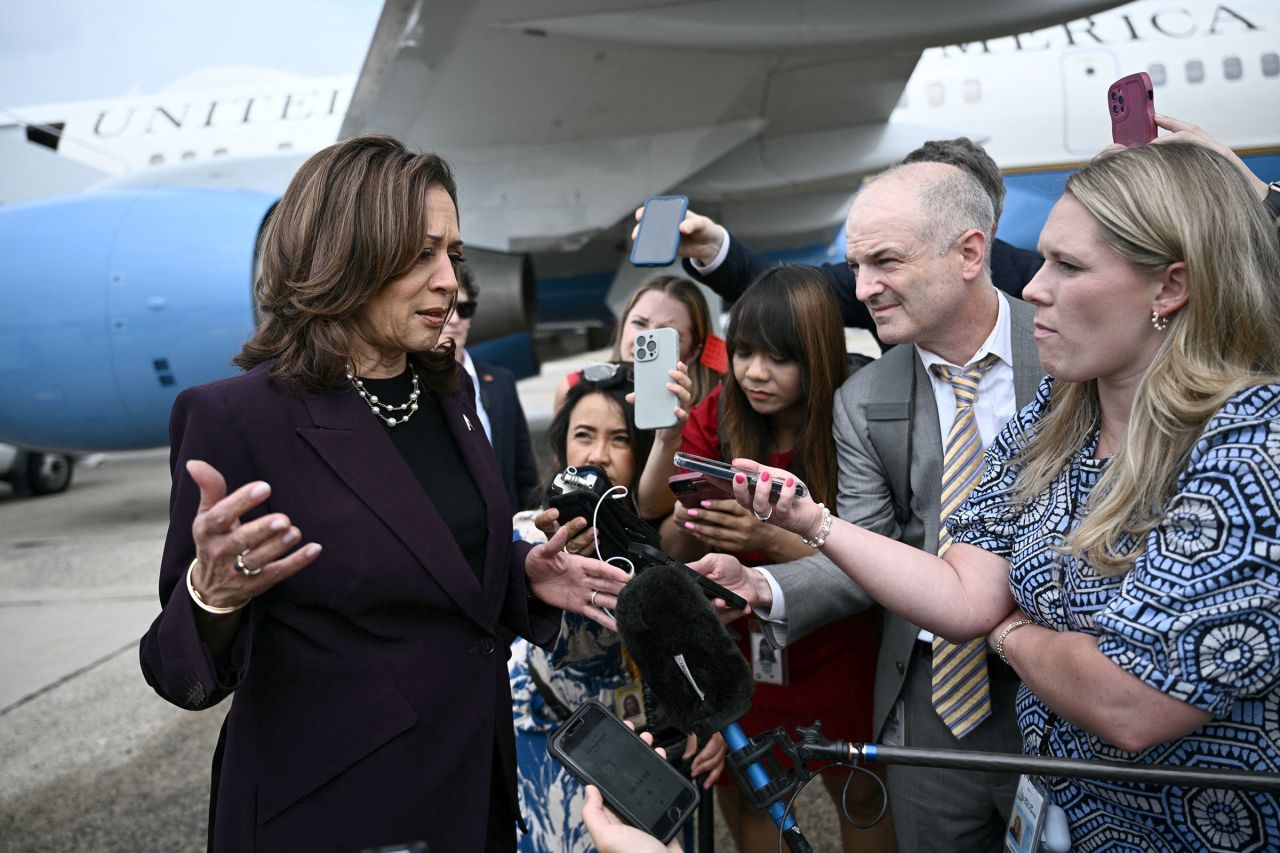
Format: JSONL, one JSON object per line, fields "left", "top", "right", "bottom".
{"left": 844, "top": 162, "right": 1000, "bottom": 360}
{"left": 856, "top": 162, "right": 995, "bottom": 259}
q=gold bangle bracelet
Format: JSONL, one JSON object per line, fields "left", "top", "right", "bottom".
{"left": 994, "top": 619, "right": 1036, "bottom": 665}
{"left": 185, "top": 557, "right": 245, "bottom": 615}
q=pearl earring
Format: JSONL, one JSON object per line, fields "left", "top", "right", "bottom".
{"left": 1151, "top": 310, "right": 1169, "bottom": 332}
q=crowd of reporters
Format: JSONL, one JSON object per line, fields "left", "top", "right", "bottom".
{"left": 140, "top": 109, "right": 1280, "bottom": 853}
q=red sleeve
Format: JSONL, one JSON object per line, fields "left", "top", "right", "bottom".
{"left": 678, "top": 384, "right": 724, "bottom": 462}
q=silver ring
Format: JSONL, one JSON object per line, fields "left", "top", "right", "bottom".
{"left": 753, "top": 507, "right": 773, "bottom": 523}
{"left": 235, "top": 549, "right": 262, "bottom": 576}
{"left": 589, "top": 590, "right": 599, "bottom": 607}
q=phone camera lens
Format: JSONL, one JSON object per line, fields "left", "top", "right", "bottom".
{"left": 1112, "top": 105, "right": 1119, "bottom": 114}
{"left": 1109, "top": 90, "right": 1117, "bottom": 101}
{"left": 1117, "top": 94, "right": 1125, "bottom": 105}
{"left": 646, "top": 340, "right": 657, "bottom": 352}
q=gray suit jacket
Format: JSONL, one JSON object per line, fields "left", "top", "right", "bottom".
{"left": 762, "top": 294, "right": 1043, "bottom": 739}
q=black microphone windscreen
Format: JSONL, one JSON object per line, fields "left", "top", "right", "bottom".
{"left": 616, "top": 562, "right": 753, "bottom": 739}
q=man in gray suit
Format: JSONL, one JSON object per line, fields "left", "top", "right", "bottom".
{"left": 693, "top": 161, "right": 1044, "bottom": 852}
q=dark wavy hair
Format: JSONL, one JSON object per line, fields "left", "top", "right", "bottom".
{"left": 541, "top": 376, "right": 654, "bottom": 502}
{"left": 722, "top": 265, "right": 848, "bottom": 506}
{"left": 235, "top": 134, "right": 460, "bottom": 394}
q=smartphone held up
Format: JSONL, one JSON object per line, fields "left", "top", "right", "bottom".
{"left": 1109, "top": 72, "right": 1156, "bottom": 146}
{"left": 632, "top": 327, "right": 680, "bottom": 430}
{"left": 631, "top": 195, "right": 689, "bottom": 267}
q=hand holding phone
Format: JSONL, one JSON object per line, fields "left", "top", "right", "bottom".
{"left": 633, "top": 328, "right": 680, "bottom": 430}
{"left": 631, "top": 196, "right": 689, "bottom": 267}
{"left": 672, "top": 452, "right": 808, "bottom": 503}
{"left": 1109, "top": 72, "right": 1156, "bottom": 146}
{"left": 547, "top": 700, "right": 700, "bottom": 844}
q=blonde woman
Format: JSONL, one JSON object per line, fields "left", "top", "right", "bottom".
{"left": 715, "top": 142, "right": 1280, "bottom": 849}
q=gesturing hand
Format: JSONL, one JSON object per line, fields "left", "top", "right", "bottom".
{"left": 526, "top": 524, "right": 633, "bottom": 631}
{"left": 186, "top": 460, "right": 322, "bottom": 611}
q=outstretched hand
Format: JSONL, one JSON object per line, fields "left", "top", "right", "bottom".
{"left": 727, "top": 459, "right": 824, "bottom": 542}
{"left": 526, "top": 524, "right": 632, "bottom": 630}
{"left": 186, "top": 459, "right": 322, "bottom": 611}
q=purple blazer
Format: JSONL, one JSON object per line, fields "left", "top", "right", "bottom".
{"left": 139, "top": 360, "right": 560, "bottom": 852}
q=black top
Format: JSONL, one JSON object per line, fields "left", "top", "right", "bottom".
{"left": 358, "top": 367, "right": 489, "bottom": 580}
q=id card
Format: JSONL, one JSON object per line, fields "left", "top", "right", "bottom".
{"left": 750, "top": 624, "right": 787, "bottom": 685}
{"left": 613, "top": 683, "right": 647, "bottom": 728}
{"left": 1004, "top": 775, "right": 1047, "bottom": 853}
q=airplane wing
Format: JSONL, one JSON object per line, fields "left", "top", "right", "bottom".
{"left": 343, "top": 0, "right": 1127, "bottom": 249}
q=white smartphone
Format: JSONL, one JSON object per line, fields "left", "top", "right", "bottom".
{"left": 632, "top": 327, "right": 679, "bottom": 430}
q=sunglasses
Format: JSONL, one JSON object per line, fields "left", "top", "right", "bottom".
{"left": 455, "top": 300, "right": 478, "bottom": 319}
{"left": 580, "top": 362, "right": 634, "bottom": 386}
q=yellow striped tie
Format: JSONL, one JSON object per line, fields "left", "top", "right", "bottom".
{"left": 930, "top": 353, "right": 1000, "bottom": 738}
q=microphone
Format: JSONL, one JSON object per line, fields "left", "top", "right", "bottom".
{"left": 617, "top": 561, "right": 814, "bottom": 853}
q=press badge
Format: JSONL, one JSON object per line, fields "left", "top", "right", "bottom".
{"left": 1004, "top": 775, "right": 1047, "bottom": 853}
{"left": 750, "top": 623, "right": 787, "bottom": 685}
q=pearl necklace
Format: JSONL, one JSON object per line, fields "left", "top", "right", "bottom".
{"left": 347, "top": 365, "right": 421, "bottom": 428}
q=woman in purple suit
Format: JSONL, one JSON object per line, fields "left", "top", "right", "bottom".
{"left": 138, "top": 135, "right": 630, "bottom": 853}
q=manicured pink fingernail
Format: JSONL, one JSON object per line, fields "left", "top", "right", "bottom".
{"left": 735, "top": 473, "right": 745, "bottom": 484}
{"left": 687, "top": 508, "right": 699, "bottom": 517}
{"left": 760, "top": 471, "right": 770, "bottom": 482}
{"left": 785, "top": 477, "right": 794, "bottom": 487}
{"left": 684, "top": 521, "right": 696, "bottom": 530}
{"left": 700, "top": 500, "right": 712, "bottom": 508}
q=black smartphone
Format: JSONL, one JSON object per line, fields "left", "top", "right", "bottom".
{"left": 628, "top": 542, "right": 749, "bottom": 611}
{"left": 672, "top": 451, "right": 809, "bottom": 503}
{"left": 631, "top": 195, "right": 689, "bottom": 267}
{"left": 547, "top": 700, "right": 700, "bottom": 844}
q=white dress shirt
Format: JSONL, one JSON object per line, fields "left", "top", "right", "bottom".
{"left": 460, "top": 350, "right": 494, "bottom": 443}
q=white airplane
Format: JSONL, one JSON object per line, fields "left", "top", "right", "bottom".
{"left": 1, "top": 0, "right": 1276, "bottom": 496}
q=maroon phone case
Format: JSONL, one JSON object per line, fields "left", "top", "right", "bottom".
{"left": 1109, "top": 72, "right": 1156, "bottom": 146}
{"left": 668, "top": 472, "right": 731, "bottom": 508}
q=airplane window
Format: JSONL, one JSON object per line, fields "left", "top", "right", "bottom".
{"left": 927, "top": 83, "right": 944, "bottom": 106}
{"left": 963, "top": 80, "right": 981, "bottom": 103}
{"left": 1264, "top": 54, "right": 1279, "bottom": 78}
{"left": 181, "top": 151, "right": 197, "bottom": 161}
{"left": 1223, "top": 57, "right": 1242, "bottom": 80}
{"left": 149, "top": 153, "right": 165, "bottom": 166}
{"left": 1148, "top": 63, "right": 1167, "bottom": 87}
{"left": 1186, "top": 60, "right": 1204, "bottom": 84}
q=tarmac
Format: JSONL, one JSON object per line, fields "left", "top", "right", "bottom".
{"left": 0, "top": 346, "right": 875, "bottom": 852}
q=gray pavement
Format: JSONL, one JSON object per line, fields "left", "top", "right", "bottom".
{"left": 0, "top": 352, "right": 868, "bottom": 851}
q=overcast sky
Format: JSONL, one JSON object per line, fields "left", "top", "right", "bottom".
{"left": 0, "top": 0, "right": 383, "bottom": 106}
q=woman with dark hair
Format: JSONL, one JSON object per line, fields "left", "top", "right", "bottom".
{"left": 138, "top": 135, "right": 629, "bottom": 853}
{"left": 661, "top": 265, "right": 894, "bottom": 853}
{"left": 509, "top": 376, "right": 725, "bottom": 853}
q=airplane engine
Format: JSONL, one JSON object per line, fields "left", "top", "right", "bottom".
{"left": 0, "top": 188, "right": 276, "bottom": 451}
{"left": 0, "top": 188, "right": 542, "bottom": 453}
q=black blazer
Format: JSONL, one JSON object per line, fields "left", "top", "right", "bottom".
{"left": 139, "top": 361, "right": 560, "bottom": 852}
{"left": 474, "top": 359, "right": 540, "bottom": 511}
{"left": 685, "top": 231, "right": 1043, "bottom": 340}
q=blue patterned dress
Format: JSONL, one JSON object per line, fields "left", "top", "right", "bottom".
{"left": 950, "top": 378, "right": 1280, "bottom": 852}
{"left": 508, "top": 513, "right": 633, "bottom": 853}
